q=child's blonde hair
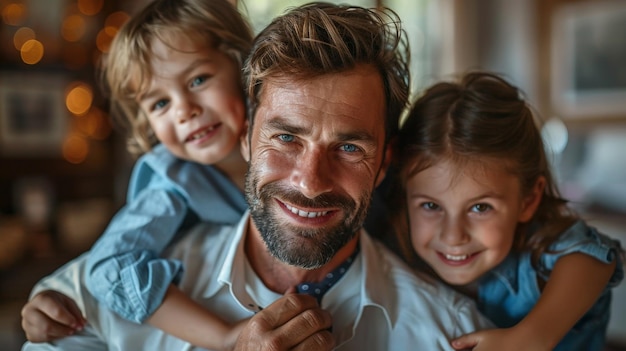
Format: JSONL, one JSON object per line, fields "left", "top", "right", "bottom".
{"left": 390, "top": 71, "right": 578, "bottom": 269}
{"left": 101, "top": 0, "right": 253, "bottom": 156}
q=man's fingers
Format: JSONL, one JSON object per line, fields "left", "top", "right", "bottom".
{"left": 235, "top": 294, "right": 334, "bottom": 351}
{"left": 289, "top": 325, "right": 335, "bottom": 351}
{"left": 259, "top": 294, "right": 320, "bottom": 328}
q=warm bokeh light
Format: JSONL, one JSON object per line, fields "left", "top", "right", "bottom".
{"left": 13, "top": 27, "right": 35, "bottom": 50}
{"left": 105, "top": 11, "right": 129, "bottom": 29}
{"left": 62, "top": 14, "right": 86, "bottom": 42}
{"left": 2, "top": 3, "right": 26, "bottom": 26}
{"left": 104, "top": 25, "right": 118, "bottom": 37}
{"left": 96, "top": 28, "right": 114, "bottom": 53}
{"left": 75, "top": 107, "right": 112, "bottom": 140}
{"left": 62, "top": 44, "right": 89, "bottom": 69}
{"left": 62, "top": 135, "right": 90, "bottom": 164}
{"left": 99, "top": 11, "right": 129, "bottom": 51}
{"left": 78, "top": 0, "right": 103, "bottom": 16}
{"left": 65, "top": 83, "right": 93, "bottom": 116}
{"left": 20, "top": 39, "right": 44, "bottom": 64}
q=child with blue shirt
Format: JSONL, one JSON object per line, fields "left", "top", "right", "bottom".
{"left": 389, "top": 71, "right": 624, "bottom": 350}
{"left": 21, "top": 0, "right": 253, "bottom": 349}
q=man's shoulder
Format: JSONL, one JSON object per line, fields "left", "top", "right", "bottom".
{"left": 367, "top": 237, "right": 453, "bottom": 297}
{"left": 365, "top": 235, "right": 488, "bottom": 316}
{"left": 362, "top": 236, "right": 494, "bottom": 341}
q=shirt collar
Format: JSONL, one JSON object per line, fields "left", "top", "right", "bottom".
{"left": 208, "top": 212, "right": 396, "bottom": 337}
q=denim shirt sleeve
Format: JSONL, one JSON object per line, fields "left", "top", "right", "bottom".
{"left": 85, "top": 157, "right": 189, "bottom": 323}
{"left": 85, "top": 145, "right": 247, "bottom": 323}
{"left": 538, "top": 220, "right": 624, "bottom": 288}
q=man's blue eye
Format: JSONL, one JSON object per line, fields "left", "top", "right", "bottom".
{"left": 278, "top": 134, "right": 294, "bottom": 142}
{"left": 341, "top": 144, "right": 358, "bottom": 152}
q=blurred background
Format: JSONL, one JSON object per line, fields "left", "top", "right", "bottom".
{"left": 0, "top": 0, "right": 625, "bottom": 349}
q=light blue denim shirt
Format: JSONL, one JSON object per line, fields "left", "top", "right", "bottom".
{"left": 477, "top": 220, "right": 624, "bottom": 351}
{"left": 85, "top": 144, "right": 247, "bottom": 323}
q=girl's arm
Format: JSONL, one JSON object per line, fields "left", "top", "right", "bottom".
{"left": 451, "top": 252, "right": 617, "bottom": 350}
{"left": 147, "top": 285, "right": 247, "bottom": 350}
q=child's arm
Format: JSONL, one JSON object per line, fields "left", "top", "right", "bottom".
{"left": 147, "top": 285, "right": 248, "bottom": 350}
{"left": 451, "top": 252, "right": 617, "bottom": 350}
{"left": 21, "top": 290, "right": 87, "bottom": 342}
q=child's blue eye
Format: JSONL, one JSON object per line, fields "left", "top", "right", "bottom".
{"left": 152, "top": 99, "right": 168, "bottom": 111}
{"left": 278, "top": 134, "right": 294, "bottom": 142}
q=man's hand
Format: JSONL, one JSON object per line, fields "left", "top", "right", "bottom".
{"left": 21, "top": 290, "right": 87, "bottom": 342}
{"left": 233, "top": 294, "right": 335, "bottom": 351}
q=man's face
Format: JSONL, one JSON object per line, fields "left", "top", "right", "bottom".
{"left": 242, "top": 65, "right": 389, "bottom": 269}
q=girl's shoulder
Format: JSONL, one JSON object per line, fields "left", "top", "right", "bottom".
{"left": 547, "top": 220, "right": 622, "bottom": 261}
{"left": 540, "top": 220, "right": 624, "bottom": 286}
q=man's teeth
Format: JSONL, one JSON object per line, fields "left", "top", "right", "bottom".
{"left": 285, "top": 203, "right": 328, "bottom": 218}
{"left": 445, "top": 254, "right": 468, "bottom": 261}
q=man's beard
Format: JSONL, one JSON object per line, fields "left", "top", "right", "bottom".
{"left": 245, "top": 167, "right": 371, "bottom": 270}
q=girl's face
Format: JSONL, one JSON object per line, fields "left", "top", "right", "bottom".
{"left": 137, "top": 32, "right": 246, "bottom": 168}
{"left": 405, "top": 159, "right": 542, "bottom": 286}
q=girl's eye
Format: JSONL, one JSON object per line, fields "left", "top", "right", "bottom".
{"left": 471, "top": 203, "right": 492, "bottom": 213}
{"left": 277, "top": 134, "right": 295, "bottom": 142}
{"left": 421, "top": 202, "right": 440, "bottom": 211}
{"left": 191, "top": 75, "right": 208, "bottom": 87}
{"left": 340, "top": 144, "right": 359, "bottom": 153}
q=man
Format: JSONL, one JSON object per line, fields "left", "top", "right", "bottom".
{"left": 22, "top": 3, "right": 492, "bottom": 350}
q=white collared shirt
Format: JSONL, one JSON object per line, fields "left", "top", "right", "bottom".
{"left": 22, "top": 211, "right": 492, "bottom": 351}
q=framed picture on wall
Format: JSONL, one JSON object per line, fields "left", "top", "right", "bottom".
{"left": 0, "top": 72, "right": 68, "bottom": 157}
{"left": 551, "top": 0, "right": 626, "bottom": 119}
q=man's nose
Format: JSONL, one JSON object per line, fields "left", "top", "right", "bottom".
{"left": 290, "top": 148, "right": 333, "bottom": 199}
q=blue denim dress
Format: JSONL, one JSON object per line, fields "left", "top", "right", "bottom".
{"left": 478, "top": 221, "right": 624, "bottom": 351}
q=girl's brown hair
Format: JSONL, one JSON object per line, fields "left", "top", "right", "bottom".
{"left": 101, "top": 0, "right": 252, "bottom": 156}
{"left": 390, "top": 71, "right": 578, "bottom": 268}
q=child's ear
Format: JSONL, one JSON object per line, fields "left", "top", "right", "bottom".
{"left": 240, "top": 121, "right": 250, "bottom": 162}
{"left": 519, "top": 176, "right": 546, "bottom": 223}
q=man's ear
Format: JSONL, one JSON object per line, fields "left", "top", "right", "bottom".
{"left": 240, "top": 121, "right": 250, "bottom": 162}
{"left": 519, "top": 176, "right": 546, "bottom": 223}
{"left": 375, "top": 140, "right": 394, "bottom": 187}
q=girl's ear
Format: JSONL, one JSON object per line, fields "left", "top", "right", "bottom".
{"left": 519, "top": 176, "right": 546, "bottom": 223}
{"left": 240, "top": 121, "right": 250, "bottom": 162}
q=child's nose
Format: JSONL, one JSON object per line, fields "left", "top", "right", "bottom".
{"left": 175, "top": 99, "right": 200, "bottom": 123}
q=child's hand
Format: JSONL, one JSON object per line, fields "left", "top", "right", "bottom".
{"left": 21, "top": 290, "right": 87, "bottom": 342}
{"left": 221, "top": 318, "right": 251, "bottom": 351}
{"left": 451, "top": 327, "right": 552, "bottom": 351}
